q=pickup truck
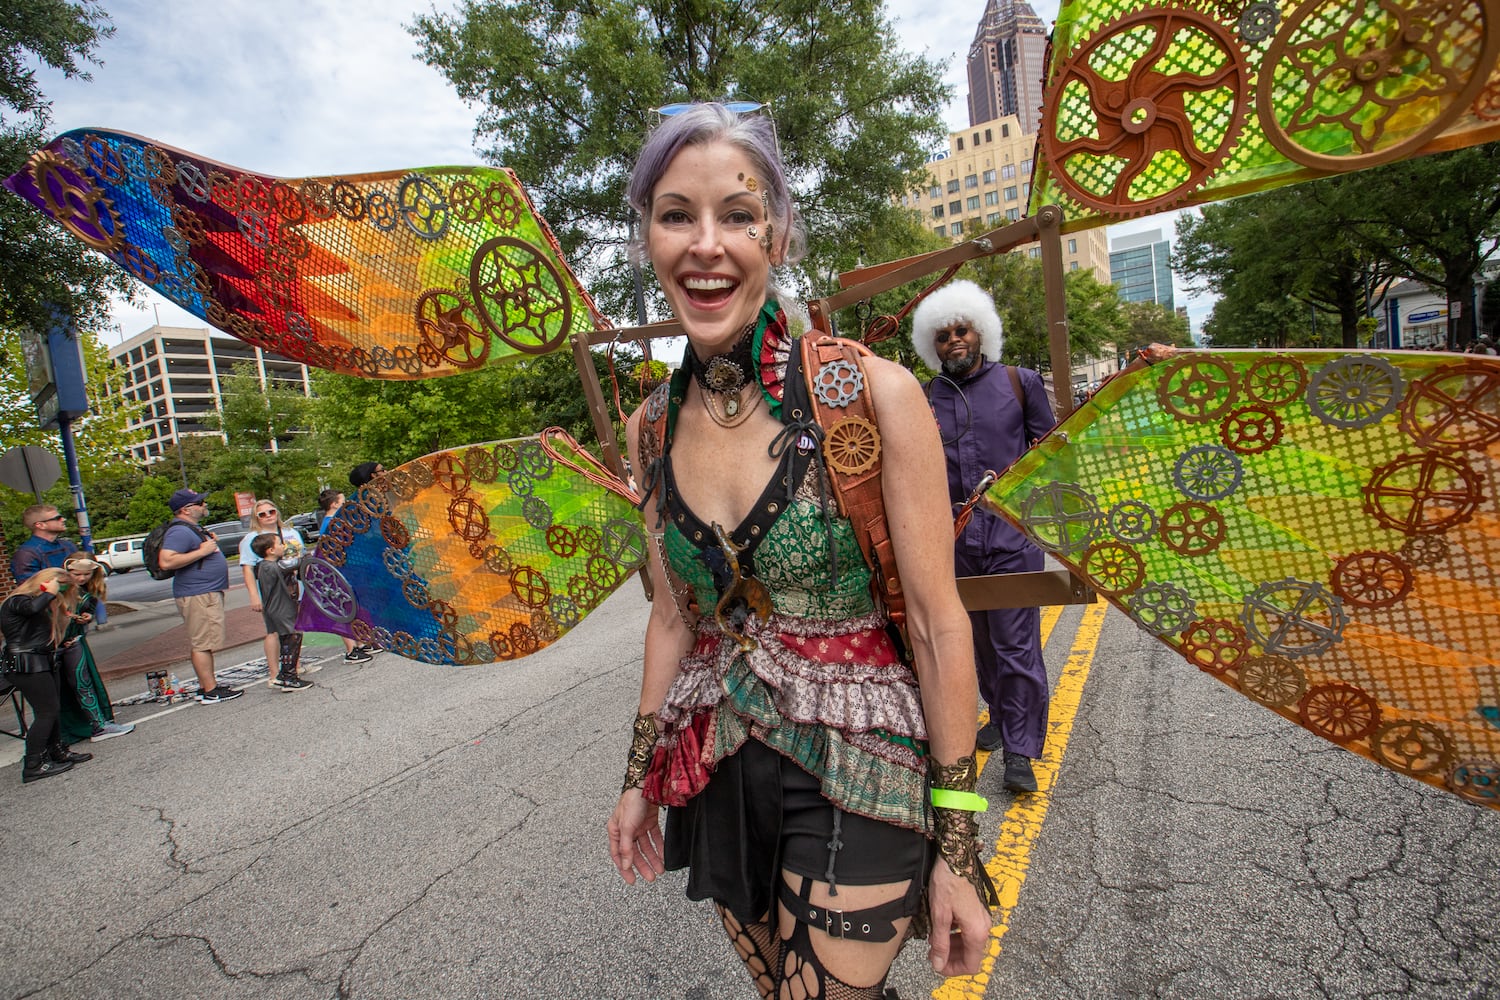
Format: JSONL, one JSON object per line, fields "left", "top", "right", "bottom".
{"left": 94, "top": 536, "right": 146, "bottom": 575}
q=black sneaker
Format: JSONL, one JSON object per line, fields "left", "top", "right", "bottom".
{"left": 976, "top": 721, "right": 1003, "bottom": 752}
{"left": 274, "top": 676, "right": 313, "bottom": 692}
{"left": 343, "top": 647, "right": 373, "bottom": 663}
{"left": 1002, "top": 751, "right": 1038, "bottom": 793}
{"left": 197, "top": 686, "right": 244, "bottom": 704}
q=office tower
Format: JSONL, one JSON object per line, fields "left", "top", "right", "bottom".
{"left": 966, "top": 0, "right": 1049, "bottom": 132}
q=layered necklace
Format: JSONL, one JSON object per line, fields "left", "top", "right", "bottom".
{"left": 691, "top": 322, "right": 762, "bottom": 428}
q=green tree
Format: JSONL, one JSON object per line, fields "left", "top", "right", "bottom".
{"left": 410, "top": 0, "right": 950, "bottom": 319}
{"left": 1120, "top": 300, "right": 1192, "bottom": 354}
{"left": 0, "top": 1, "right": 135, "bottom": 333}
{"left": 955, "top": 252, "right": 1122, "bottom": 375}
{"left": 201, "top": 364, "right": 323, "bottom": 511}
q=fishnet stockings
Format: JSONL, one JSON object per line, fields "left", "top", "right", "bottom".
{"left": 718, "top": 905, "right": 894, "bottom": 1000}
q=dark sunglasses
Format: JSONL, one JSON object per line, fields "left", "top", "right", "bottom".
{"left": 935, "top": 325, "right": 975, "bottom": 344}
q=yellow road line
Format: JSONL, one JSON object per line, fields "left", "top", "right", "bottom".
{"left": 934, "top": 600, "right": 1110, "bottom": 1000}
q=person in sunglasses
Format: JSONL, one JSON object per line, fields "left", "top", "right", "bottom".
{"left": 240, "top": 500, "right": 308, "bottom": 684}
{"left": 607, "top": 103, "right": 992, "bottom": 997}
{"left": 10, "top": 505, "right": 81, "bottom": 583}
{"left": 912, "top": 280, "right": 1056, "bottom": 794}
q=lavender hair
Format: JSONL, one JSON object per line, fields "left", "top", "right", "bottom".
{"left": 628, "top": 103, "right": 806, "bottom": 267}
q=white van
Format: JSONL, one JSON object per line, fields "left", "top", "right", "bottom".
{"left": 94, "top": 536, "right": 146, "bottom": 575}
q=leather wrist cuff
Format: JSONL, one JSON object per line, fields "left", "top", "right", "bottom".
{"left": 928, "top": 753, "right": 1000, "bottom": 908}
{"left": 622, "top": 711, "right": 659, "bottom": 792}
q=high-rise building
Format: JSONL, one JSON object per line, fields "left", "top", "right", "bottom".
{"left": 900, "top": 114, "right": 1110, "bottom": 282}
{"left": 1109, "top": 229, "right": 1176, "bottom": 310}
{"left": 966, "top": 0, "right": 1049, "bottom": 132}
{"left": 105, "top": 325, "right": 312, "bottom": 465}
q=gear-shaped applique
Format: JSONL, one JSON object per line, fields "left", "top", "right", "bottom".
{"left": 1173, "top": 444, "right": 1243, "bottom": 500}
{"left": 29, "top": 150, "right": 126, "bottom": 252}
{"left": 1258, "top": 0, "right": 1498, "bottom": 171}
{"left": 1159, "top": 501, "right": 1227, "bottom": 557}
{"left": 1177, "top": 617, "right": 1250, "bottom": 674}
{"left": 1108, "top": 500, "right": 1157, "bottom": 543}
{"left": 1220, "top": 404, "right": 1283, "bottom": 454}
{"left": 823, "top": 415, "right": 880, "bottom": 475}
{"left": 1126, "top": 580, "right": 1198, "bottom": 637}
{"left": 1330, "top": 550, "right": 1413, "bottom": 609}
{"left": 302, "top": 558, "right": 358, "bottom": 624}
{"left": 522, "top": 495, "right": 553, "bottom": 530}
{"left": 1236, "top": 654, "right": 1307, "bottom": 707}
{"left": 1363, "top": 451, "right": 1484, "bottom": 535}
{"left": 1398, "top": 361, "right": 1500, "bottom": 454}
{"left": 1298, "top": 681, "right": 1381, "bottom": 744}
{"left": 1399, "top": 535, "right": 1448, "bottom": 568}
{"left": 1156, "top": 355, "right": 1239, "bottom": 423}
{"left": 1307, "top": 355, "right": 1403, "bottom": 429}
{"left": 1239, "top": 1, "right": 1279, "bottom": 43}
{"left": 812, "top": 359, "right": 866, "bottom": 409}
{"left": 1080, "top": 542, "right": 1146, "bottom": 596}
{"left": 1019, "top": 482, "right": 1104, "bottom": 558}
{"left": 1448, "top": 760, "right": 1500, "bottom": 805}
{"left": 1039, "top": 5, "right": 1251, "bottom": 218}
{"left": 1370, "top": 720, "right": 1454, "bottom": 777}
{"left": 1241, "top": 578, "right": 1348, "bottom": 658}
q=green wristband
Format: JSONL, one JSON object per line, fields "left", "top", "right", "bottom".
{"left": 931, "top": 788, "right": 988, "bottom": 812}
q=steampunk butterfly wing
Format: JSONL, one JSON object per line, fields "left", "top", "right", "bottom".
{"left": 986, "top": 349, "right": 1500, "bottom": 810}
{"left": 295, "top": 432, "right": 648, "bottom": 665}
{"left": 2, "top": 129, "right": 601, "bottom": 377}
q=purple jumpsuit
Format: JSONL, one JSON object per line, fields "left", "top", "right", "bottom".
{"left": 928, "top": 360, "right": 1056, "bottom": 758}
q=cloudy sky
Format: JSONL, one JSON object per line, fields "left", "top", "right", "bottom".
{"left": 35, "top": 0, "right": 1202, "bottom": 343}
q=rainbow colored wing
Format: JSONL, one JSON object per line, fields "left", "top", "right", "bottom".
{"left": 2, "top": 129, "right": 602, "bottom": 376}
{"left": 1031, "top": 0, "right": 1500, "bottom": 228}
{"left": 987, "top": 350, "right": 1500, "bottom": 810}
{"left": 294, "top": 433, "right": 648, "bottom": 663}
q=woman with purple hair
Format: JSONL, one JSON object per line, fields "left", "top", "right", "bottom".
{"left": 607, "top": 103, "right": 992, "bottom": 996}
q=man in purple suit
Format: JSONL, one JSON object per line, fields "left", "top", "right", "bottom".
{"left": 913, "top": 280, "right": 1056, "bottom": 792}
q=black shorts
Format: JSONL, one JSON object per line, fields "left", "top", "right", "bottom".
{"left": 664, "top": 737, "right": 931, "bottom": 924}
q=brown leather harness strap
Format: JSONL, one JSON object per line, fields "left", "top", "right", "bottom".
{"left": 799, "top": 334, "right": 907, "bottom": 636}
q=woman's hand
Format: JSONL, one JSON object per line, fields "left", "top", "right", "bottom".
{"left": 925, "top": 857, "right": 992, "bottom": 977}
{"left": 74, "top": 613, "right": 93, "bottom": 625}
{"left": 608, "top": 788, "right": 665, "bottom": 885}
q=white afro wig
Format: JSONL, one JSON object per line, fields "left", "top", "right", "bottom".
{"left": 909, "top": 279, "right": 1003, "bottom": 371}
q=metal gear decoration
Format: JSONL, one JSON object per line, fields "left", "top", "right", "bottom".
{"left": 1257, "top": 0, "right": 1499, "bottom": 171}
{"left": 1398, "top": 361, "right": 1500, "bottom": 453}
{"left": 1298, "top": 681, "right": 1381, "bottom": 744}
{"left": 1448, "top": 760, "right": 1500, "bottom": 805}
{"left": 1240, "top": 578, "right": 1349, "bottom": 658}
{"left": 397, "top": 173, "right": 450, "bottom": 240}
{"left": 1108, "top": 500, "right": 1158, "bottom": 543}
{"left": 546, "top": 524, "right": 578, "bottom": 558}
{"left": 1019, "top": 482, "right": 1104, "bottom": 557}
{"left": 601, "top": 518, "right": 648, "bottom": 569}
{"left": 1177, "top": 617, "right": 1250, "bottom": 674}
{"left": 823, "top": 415, "right": 881, "bottom": 476}
{"left": 812, "top": 360, "right": 866, "bottom": 409}
{"left": 1239, "top": 1, "right": 1279, "bottom": 43}
{"left": 1219, "top": 404, "right": 1283, "bottom": 454}
{"left": 1362, "top": 451, "right": 1485, "bottom": 535}
{"left": 430, "top": 452, "right": 473, "bottom": 495}
{"left": 382, "top": 547, "right": 415, "bottom": 580}
{"left": 509, "top": 565, "right": 551, "bottom": 609}
{"left": 517, "top": 440, "right": 554, "bottom": 479}
{"left": 465, "top": 445, "right": 499, "bottom": 483}
{"left": 380, "top": 516, "right": 410, "bottom": 549}
{"left": 1243, "top": 355, "right": 1307, "bottom": 406}
{"left": 468, "top": 236, "right": 573, "bottom": 355}
{"left": 302, "top": 558, "right": 358, "bottom": 624}
{"left": 522, "top": 495, "right": 553, "bottom": 530}
{"left": 28, "top": 151, "right": 125, "bottom": 252}
{"left": 1156, "top": 355, "right": 1239, "bottom": 423}
{"left": 1039, "top": 6, "right": 1251, "bottom": 217}
{"left": 1159, "top": 500, "right": 1227, "bottom": 556}
{"left": 415, "top": 288, "right": 490, "bottom": 370}
{"left": 1126, "top": 580, "right": 1198, "bottom": 636}
{"left": 366, "top": 188, "right": 399, "bottom": 231}
{"left": 1080, "top": 542, "right": 1146, "bottom": 596}
{"left": 1173, "top": 444, "right": 1243, "bottom": 500}
{"left": 1370, "top": 720, "right": 1454, "bottom": 776}
{"left": 448, "top": 497, "right": 490, "bottom": 542}
{"left": 1307, "top": 355, "right": 1402, "bottom": 429}
{"left": 1237, "top": 654, "right": 1308, "bottom": 707}
{"left": 1398, "top": 534, "right": 1448, "bottom": 568}
{"left": 1330, "top": 550, "right": 1413, "bottom": 608}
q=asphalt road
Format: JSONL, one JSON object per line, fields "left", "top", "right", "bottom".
{"left": 3, "top": 588, "right": 1495, "bottom": 1000}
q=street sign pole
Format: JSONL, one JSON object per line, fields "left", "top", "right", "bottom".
{"left": 57, "top": 413, "right": 93, "bottom": 553}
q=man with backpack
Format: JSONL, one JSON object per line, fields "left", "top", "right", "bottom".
{"left": 156, "top": 488, "right": 242, "bottom": 704}
{"left": 913, "top": 280, "right": 1056, "bottom": 794}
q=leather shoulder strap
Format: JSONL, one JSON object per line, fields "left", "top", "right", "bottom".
{"left": 1006, "top": 364, "right": 1025, "bottom": 408}
{"left": 799, "top": 334, "right": 906, "bottom": 635}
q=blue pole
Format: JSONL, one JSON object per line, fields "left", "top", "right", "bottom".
{"left": 57, "top": 413, "right": 93, "bottom": 554}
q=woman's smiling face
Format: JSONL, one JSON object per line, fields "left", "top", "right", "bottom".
{"left": 645, "top": 141, "right": 775, "bottom": 353}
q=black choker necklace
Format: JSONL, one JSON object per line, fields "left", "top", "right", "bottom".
{"left": 690, "top": 323, "right": 756, "bottom": 399}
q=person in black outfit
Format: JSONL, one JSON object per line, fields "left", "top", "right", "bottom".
{"left": 1, "top": 567, "right": 94, "bottom": 783}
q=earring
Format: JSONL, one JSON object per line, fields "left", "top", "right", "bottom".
{"left": 761, "top": 220, "right": 774, "bottom": 253}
